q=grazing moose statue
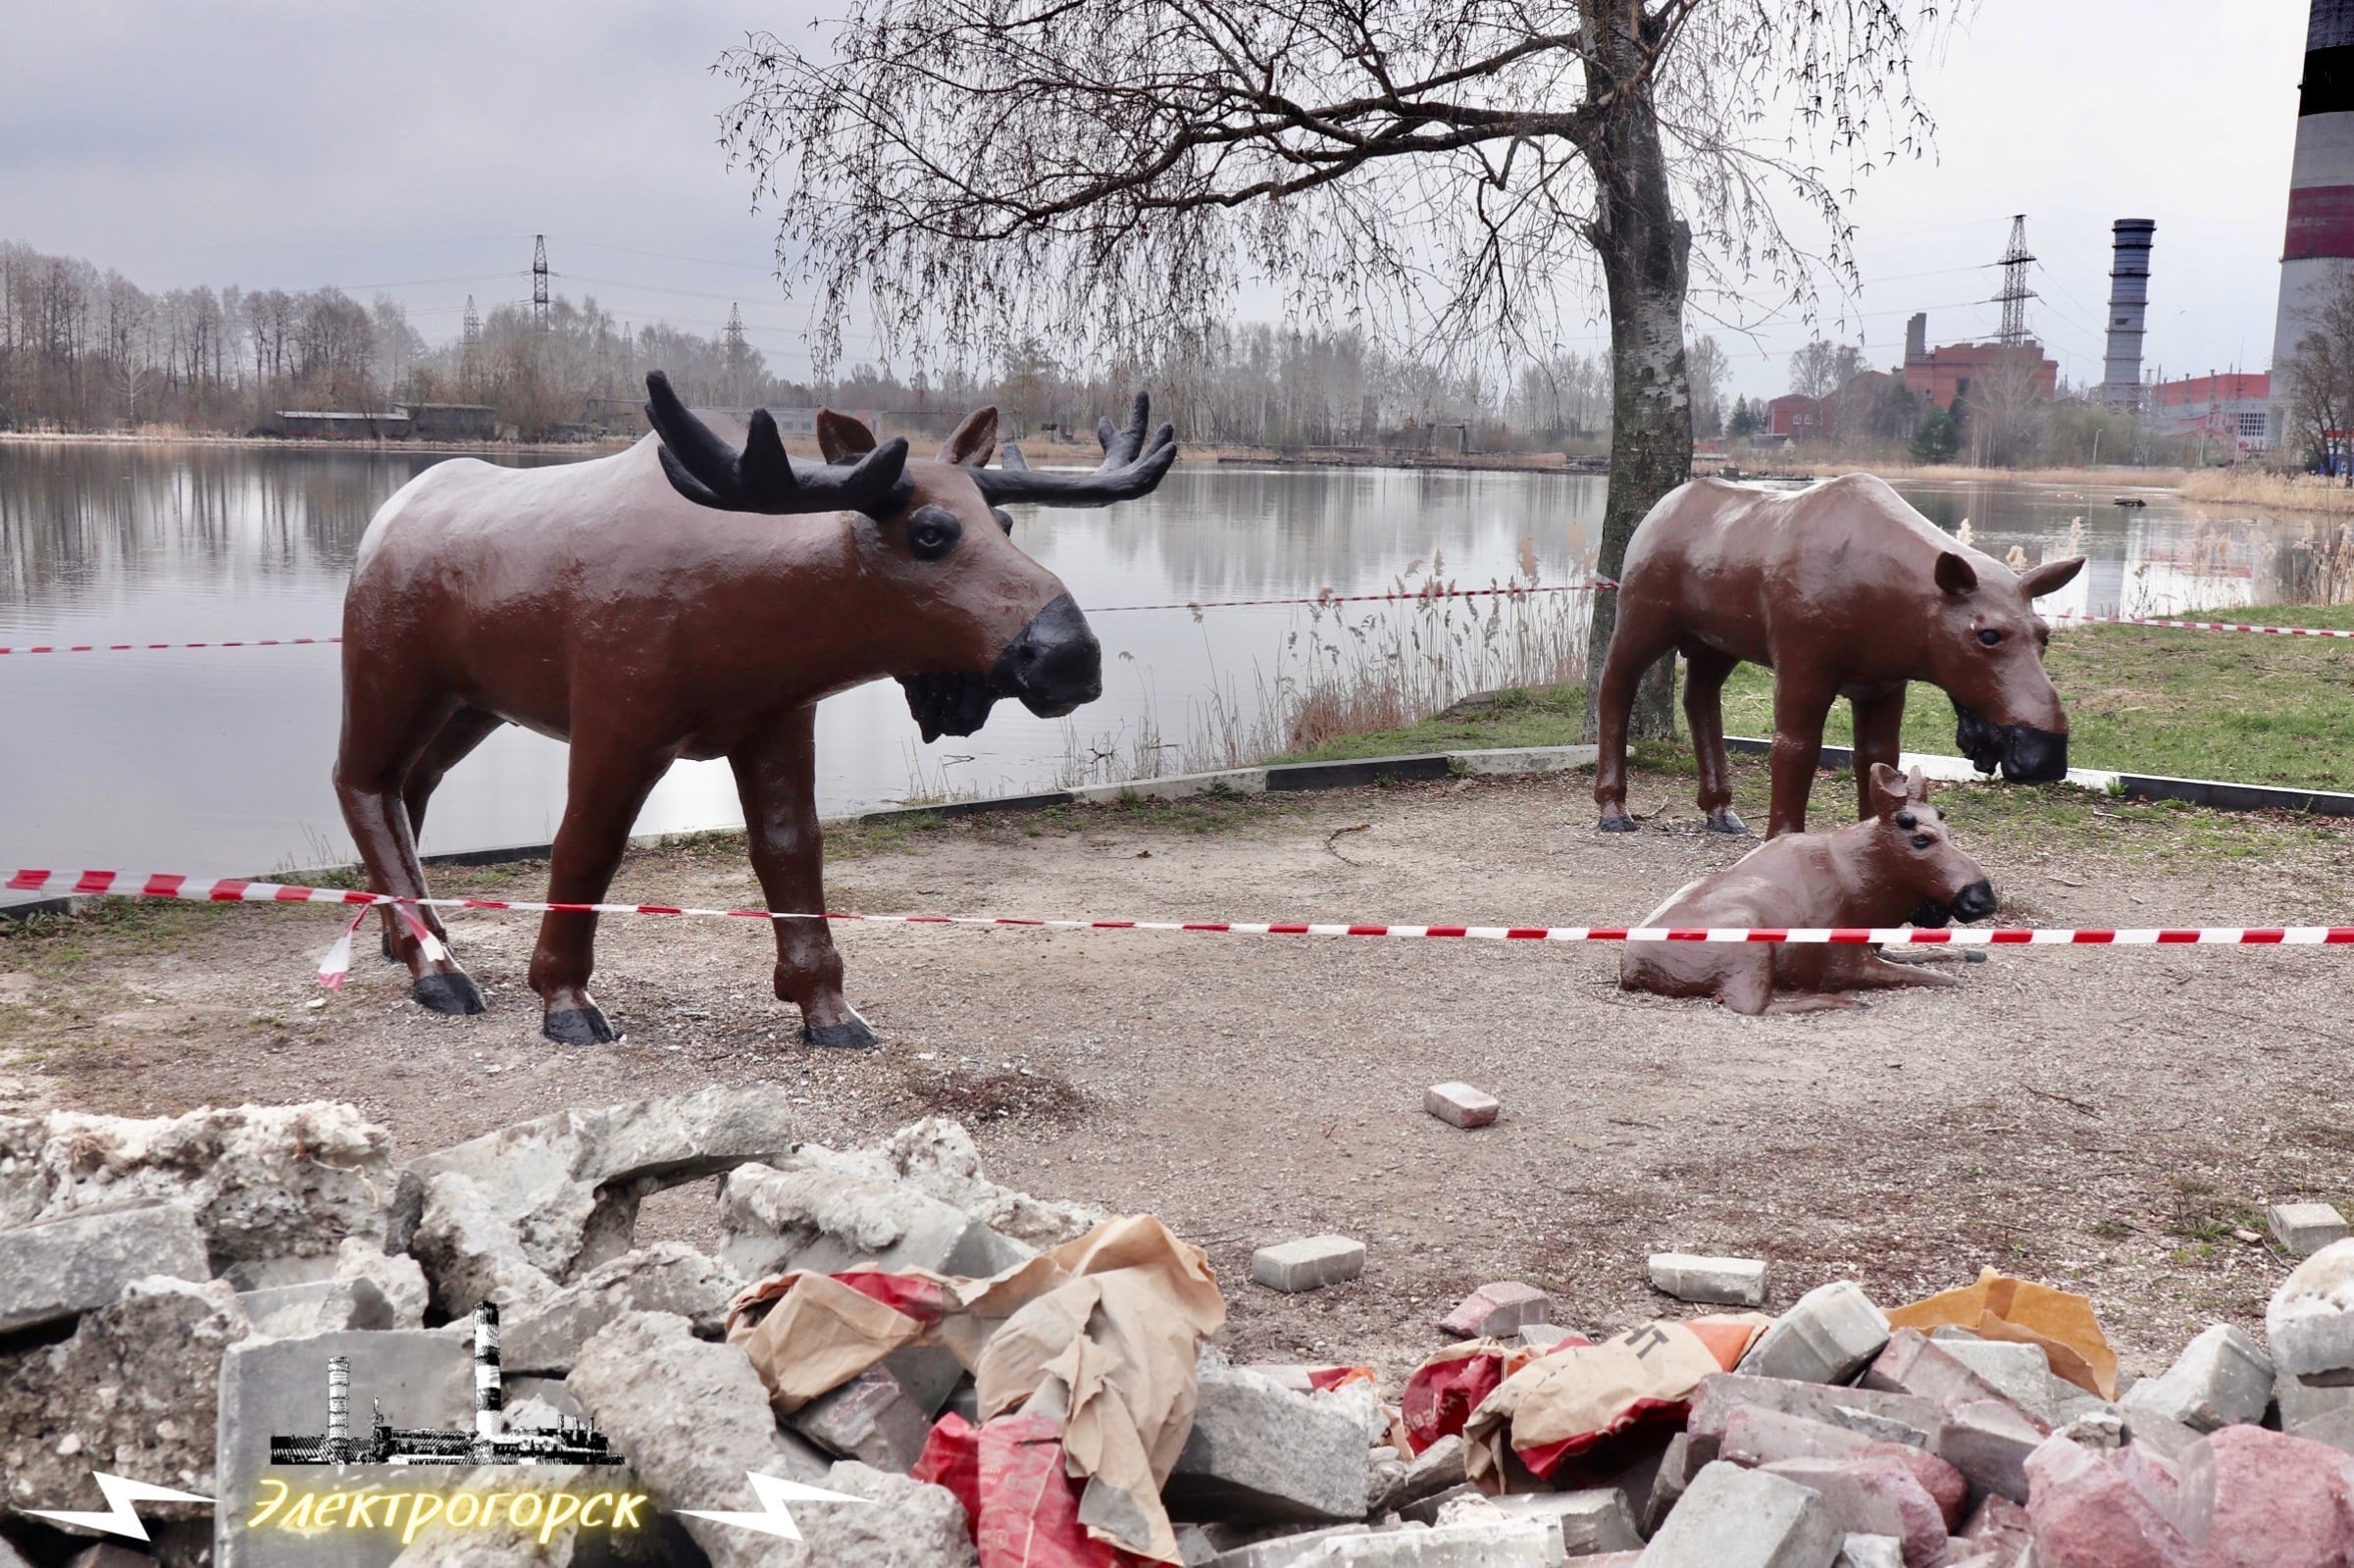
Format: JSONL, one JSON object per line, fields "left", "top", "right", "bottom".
{"left": 1619, "top": 763, "right": 1996, "bottom": 1014}
{"left": 334, "top": 372, "right": 1175, "bottom": 1046}
{"left": 1592, "top": 474, "right": 2084, "bottom": 837}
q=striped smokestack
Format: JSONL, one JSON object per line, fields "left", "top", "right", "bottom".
{"left": 2273, "top": 0, "right": 2354, "bottom": 439}
{"left": 327, "top": 1354, "right": 352, "bottom": 1463}
{"left": 473, "top": 1300, "right": 502, "bottom": 1441}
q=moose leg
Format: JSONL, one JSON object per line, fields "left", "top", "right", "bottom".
{"left": 333, "top": 683, "right": 484, "bottom": 1014}
{"left": 1593, "top": 603, "right": 1680, "bottom": 833}
{"left": 381, "top": 706, "right": 504, "bottom": 961}
{"left": 1849, "top": 688, "right": 1908, "bottom": 822}
{"left": 1682, "top": 645, "right": 1745, "bottom": 834}
{"left": 1766, "top": 675, "right": 1836, "bottom": 838}
{"left": 732, "top": 709, "right": 876, "bottom": 1049}
{"left": 527, "top": 737, "right": 675, "bottom": 1045}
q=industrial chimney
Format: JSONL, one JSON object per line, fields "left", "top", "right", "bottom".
{"left": 1905, "top": 313, "right": 1928, "bottom": 367}
{"left": 326, "top": 1355, "right": 353, "bottom": 1464}
{"left": 2271, "top": 1, "right": 2354, "bottom": 442}
{"left": 2100, "top": 221, "right": 2155, "bottom": 409}
{"left": 473, "top": 1300, "right": 502, "bottom": 1442}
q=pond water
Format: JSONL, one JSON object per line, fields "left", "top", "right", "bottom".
{"left": 0, "top": 442, "right": 2320, "bottom": 880}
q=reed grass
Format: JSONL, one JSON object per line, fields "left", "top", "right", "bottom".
{"left": 2180, "top": 469, "right": 2354, "bottom": 517}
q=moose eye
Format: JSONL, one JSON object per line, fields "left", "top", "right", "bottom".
{"left": 906, "top": 505, "right": 963, "bottom": 562}
{"left": 991, "top": 507, "right": 1014, "bottom": 536}
{"left": 1977, "top": 629, "right": 2003, "bottom": 647}
{"left": 1911, "top": 834, "right": 1934, "bottom": 849}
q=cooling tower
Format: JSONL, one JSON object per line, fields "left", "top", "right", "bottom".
{"left": 2273, "top": 1, "right": 2354, "bottom": 438}
{"left": 473, "top": 1300, "right": 502, "bottom": 1441}
{"left": 2101, "top": 221, "right": 2155, "bottom": 408}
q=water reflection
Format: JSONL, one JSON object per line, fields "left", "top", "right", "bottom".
{"left": 0, "top": 444, "right": 2334, "bottom": 878}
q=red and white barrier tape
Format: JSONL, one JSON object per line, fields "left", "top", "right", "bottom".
{"left": 2045, "top": 612, "right": 2354, "bottom": 639}
{"left": 7, "top": 871, "right": 2350, "bottom": 991}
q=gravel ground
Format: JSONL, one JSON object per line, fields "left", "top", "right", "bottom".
{"left": 5, "top": 758, "right": 2352, "bottom": 1383}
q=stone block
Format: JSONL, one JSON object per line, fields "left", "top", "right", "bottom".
{"left": 1206, "top": 1525, "right": 1373, "bottom": 1567}
{"left": 1251, "top": 1236, "right": 1366, "bottom": 1294}
{"left": 1422, "top": 1083, "right": 1499, "bottom": 1130}
{"left": 1438, "top": 1281, "right": 1549, "bottom": 1340}
{"left": 788, "top": 1365, "right": 935, "bottom": 1474}
{"left": 237, "top": 1275, "right": 395, "bottom": 1337}
{"left": 2022, "top": 1437, "right": 2191, "bottom": 1568}
{"left": 1716, "top": 1407, "right": 1965, "bottom": 1526}
{"left": 1736, "top": 1282, "right": 1890, "bottom": 1386}
{"left": 1834, "top": 1538, "right": 1905, "bottom": 1568}
{"left": 1169, "top": 1359, "right": 1373, "bottom": 1524}
{"left": 2279, "top": 1370, "right": 2354, "bottom": 1432}
{"left": 855, "top": 1116, "right": 1105, "bottom": 1247}
{"left": 2268, "top": 1238, "right": 2354, "bottom": 1380}
{"left": 388, "top": 1086, "right": 801, "bottom": 1282}
{"left": 1861, "top": 1330, "right": 2011, "bottom": 1410}
{"left": 1755, "top": 1456, "right": 1946, "bottom": 1568}
{"left": 1520, "top": 1323, "right": 1574, "bottom": 1352}
{"left": 1642, "top": 1432, "right": 1695, "bottom": 1535}
{"left": 2175, "top": 1423, "right": 2354, "bottom": 1567}
{"left": 717, "top": 1158, "right": 1032, "bottom": 1283}
{"left": 408, "top": 1170, "right": 563, "bottom": 1320}
{"left": 1, "top": 1278, "right": 244, "bottom": 1541}
{"left": 2271, "top": 1202, "right": 2352, "bottom": 1257}
{"left": 499, "top": 1241, "right": 744, "bottom": 1374}
{"left": 1686, "top": 1374, "right": 1940, "bottom": 1465}
{"left": 1933, "top": 1399, "right": 2050, "bottom": 1505}
{"left": 2119, "top": 1405, "right": 2202, "bottom": 1461}
{"left": 334, "top": 1238, "right": 429, "bottom": 1330}
{"left": 1276, "top": 1520, "right": 1561, "bottom": 1566}
{"left": 2291, "top": 1403, "right": 2354, "bottom": 1456}
{"left": 2119, "top": 1324, "right": 2274, "bottom": 1433}
{"left": 1367, "top": 1434, "right": 1466, "bottom": 1516}
{"left": 1637, "top": 1460, "right": 1841, "bottom": 1568}
{"left": 0, "top": 1100, "right": 391, "bottom": 1270}
{"left": 0, "top": 1202, "right": 209, "bottom": 1334}
{"left": 1648, "top": 1253, "right": 1768, "bottom": 1308}
{"left": 1397, "top": 1483, "right": 1481, "bottom": 1527}
{"left": 1934, "top": 1340, "right": 2058, "bottom": 1423}
{"left": 1481, "top": 1488, "right": 1641, "bottom": 1553}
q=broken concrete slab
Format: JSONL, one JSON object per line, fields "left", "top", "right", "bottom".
{"left": 1438, "top": 1281, "right": 1548, "bottom": 1340}
{"left": 851, "top": 1117, "right": 1103, "bottom": 1249}
{"left": 1648, "top": 1253, "right": 1768, "bottom": 1308}
{"left": 0, "top": 1101, "right": 391, "bottom": 1271}
{"left": 1934, "top": 1340, "right": 2058, "bottom": 1423}
{"left": 387, "top": 1086, "right": 800, "bottom": 1284}
{"left": 237, "top": 1274, "right": 395, "bottom": 1338}
{"left": 1686, "top": 1374, "right": 1940, "bottom": 1465}
{"left": 789, "top": 1365, "right": 934, "bottom": 1475}
{"left": 499, "top": 1242, "right": 744, "bottom": 1375}
{"left": 1422, "top": 1084, "right": 1499, "bottom": 1130}
{"left": 1366, "top": 1435, "right": 1466, "bottom": 1515}
{"left": 716, "top": 1159, "right": 1030, "bottom": 1282}
{"left": 1637, "top": 1461, "right": 1841, "bottom": 1568}
{"left": 1167, "top": 1359, "right": 1373, "bottom": 1524}
{"left": 1755, "top": 1456, "right": 1945, "bottom": 1568}
{"left": 0, "top": 1201, "right": 208, "bottom": 1335}
{"left": 1737, "top": 1281, "right": 1889, "bottom": 1386}
{"left": 1933, "top": 1399, "right": 2050, "bottom": 1505}
{"left": 1862, "top": 1330, "right": 2013, "bottom": 1410}
{"left": 334, "top": 1238, "right": 430, "bottom": 1330}
{"left": 2268, "top": 1238, "right": 2354, "bottom": 1381}
{"left": 2118, "top": 1324, "right": 2274, "bottom": 1433}
{"left": 1251, "top": 1237, "right": 1365, "bottom": 1294}
{"left": 2278, "top": 1369, "right": 2354, "bottom": 1432}
{"left": 2270, "top": 1202, "right": 2352, "bottom": 1258}
{"left": 0, "top": 1277, "right": 246, "bottom": 1531}
{"left": 408, "top": 1170, "right": 563, "bottom": 1320}
{"left": 1263, "top": 1520, "right": 1561, "bottom": 1566}
{"left": 1479, "top": 1489, "right": 1641, "bottom": 1553}
{"left": 1203, "top": 1524, "right": 1373, "bottom": 1568}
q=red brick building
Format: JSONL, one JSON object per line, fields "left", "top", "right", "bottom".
{"left": 1766, "top": 393, "right": 1824, "bottom": 439}
{"left": 1899, "top": 340, "right": 2058, "bottom": 412}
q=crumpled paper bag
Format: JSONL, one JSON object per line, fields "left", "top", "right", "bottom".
{"left": 1885, "top": 1267, "right": 2118, "bottom": 1399}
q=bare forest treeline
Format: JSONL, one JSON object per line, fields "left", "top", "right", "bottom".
{"left": 0, "top": 240, "right": 1720, "bottom": 449}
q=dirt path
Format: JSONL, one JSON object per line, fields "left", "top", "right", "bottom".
{"left": 7, "top": 761, "right": 2352, "bottom": 1382}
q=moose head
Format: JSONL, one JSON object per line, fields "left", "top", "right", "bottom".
{"left": 643, "top": 371, "right": 1175, "bottom": 740}
{"left": 1924, "top": 549, "right": 2085, "bottom": 783}
{"left": 1855, "top": 763, "right": 1997, "bottom": 929}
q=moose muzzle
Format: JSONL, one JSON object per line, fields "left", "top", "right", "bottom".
{"left": 1910, "top": 878, "right": 1997, "bottom": 929}
{"left": 990, "top": 593, "right": 1102, "bottom": 718}
{"left": 1952, "top": 703, "right": 2069, "bottom": 784}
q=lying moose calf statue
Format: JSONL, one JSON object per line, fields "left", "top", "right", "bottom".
{"left": 334, "top": 373, "right": 1174, "bottom": 1046}
{"left": 1619, "top": 764, "right": 1995, "bottom": 1015}
{"left": 1594, "top": 473, "right": 2084, "bottom": 837}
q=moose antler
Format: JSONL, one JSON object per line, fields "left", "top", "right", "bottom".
{"left": 971, "top": 391, "right": 1177, "bottom": 507}
{"left": 643, "top": 371, "right": 913, "bottom": 518}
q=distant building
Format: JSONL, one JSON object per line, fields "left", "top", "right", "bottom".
{"left": 404, "top": 404, "right": 498, "bottom": 442}
{"left": 2149, "top": 373, "right": 2274, "bottom": 455}
{"left": 1766, "top": 394, "right": 1824, "bottom": 440}
{"left": 1896, "top": 321, "right": 2059, "bottom": 413}
{"left": 274, "top": 410, "right": 410, "bottom": 440}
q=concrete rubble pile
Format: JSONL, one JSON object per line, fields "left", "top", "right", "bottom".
{"left": 5, "top": 1090, "right": 2354, "bottom": 1568}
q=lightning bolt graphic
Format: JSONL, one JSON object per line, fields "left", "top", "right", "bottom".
{"left": 676, "top": 1470, "right": 872, "bottom": 1541}
{"left": 24, "top": 1471, "right": 215, "bottom": 1542}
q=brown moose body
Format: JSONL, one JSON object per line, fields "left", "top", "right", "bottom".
{"left": 1619, "top": 764, "right": 1996, "bottom": 1015}
{"left": 334, "top": 374, "right": 1173, "bottom": 1046}
{"left": 1592, "top": 473, "right": 2084, "bottom": 838}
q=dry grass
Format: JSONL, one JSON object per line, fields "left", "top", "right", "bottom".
{"left": 2181, "top": 468, "right": 2354, "bottom": 517}
{"left": 1797, "top": 459, "right": 2186, "bottom": 488}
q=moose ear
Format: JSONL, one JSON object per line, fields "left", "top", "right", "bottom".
{"left": 2018, "top": 555, "right": 2085, "bottom": 598}
{"left": 938, "top": 406, "right": 998, "bottom": 467}
{"left": 816, "top": 410, "right": 876, "bottom": 463}
{"left": 1906, "top": 763, "right": 1931, "bottom": 802}
{"left": 1934, "top": 551, "right": 1978, "bottom": 596}
{"left": 1868, "top": 762, "right": 1911, "bottom": 819}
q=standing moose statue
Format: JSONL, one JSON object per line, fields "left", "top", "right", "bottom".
{"left": 1592, "top": 474, "right": 2084, "bottom": 838}
{"left": 334, "top": 372, "right": 1175, "bottom": 1046}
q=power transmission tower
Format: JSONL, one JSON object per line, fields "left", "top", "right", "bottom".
{"left": 532, "top": 235, "right": 550, "bottom": 331}
{"left": 1993, "top": 215, "right": 2036, "bottom": 347}
{"left": 460, "top": 296, "right": 481, "bottom": 394}
{"left": 723, "top": 304, "right": 749, "bottom": 405}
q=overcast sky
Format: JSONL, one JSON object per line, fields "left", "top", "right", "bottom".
{"left": 0, "top": 0, "right": 2312, "bottom": 402}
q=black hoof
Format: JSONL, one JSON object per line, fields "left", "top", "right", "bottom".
{"left": 1597, "top": 815, "right": 1640, "bottom": 835}
{"left": 803, "top": 1015, "right": 880, "bottom": 1050}
{"left": 542, "top": 1006, "right": 616, "bottom": 1045}
{"left": 413, "top": 971, "right": 486, "bottom": 1016}
{"left": 1705, "top": 812, "right": 1750, "bottom": 835}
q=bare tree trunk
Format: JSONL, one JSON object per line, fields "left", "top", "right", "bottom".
{"left": 1582, "top": 1, "right": 1692, "bottom": 743}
